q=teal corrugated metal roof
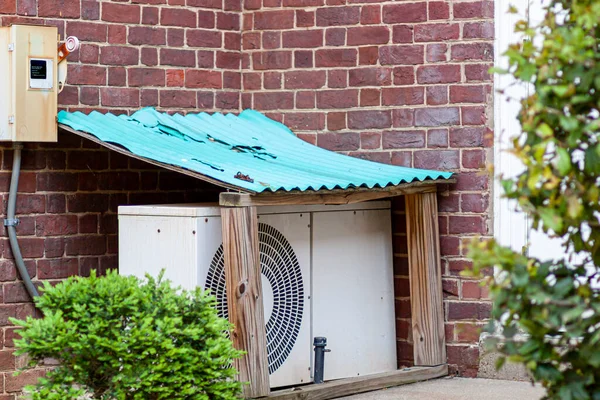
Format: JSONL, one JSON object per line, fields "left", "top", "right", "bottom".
{"left": 57, "top": 108, "right": 453, "bottom": 194}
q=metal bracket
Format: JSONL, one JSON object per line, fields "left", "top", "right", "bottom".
{"left": 7, "top": 43, "right": 14, "bottom": 52}
{"left": 4, "top": 218, "right": 19, "bottom": 227}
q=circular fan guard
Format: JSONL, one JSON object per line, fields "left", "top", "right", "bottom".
{"left": 206, "top": 223, "right": 305, "bottom": 374}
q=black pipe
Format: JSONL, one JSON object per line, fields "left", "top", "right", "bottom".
{"left": 313, "top": 337, "right": 330, "bottom": 384}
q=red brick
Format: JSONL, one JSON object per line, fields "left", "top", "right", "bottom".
{"left": 217, "top": 51, "right": 241, "bottom": 69}
{"left": 461, "top": 193, "right": 489, "bottom": 213}
{"left": 160, "top": 7, "right": 196, "bottom": 27}
{"left": 252, "top": 51, "right": 292, "bottom": 70}
{"left": 141, "top": 48, "right": 158, "bottom": 66}
{"left": 66, "top": 21, "right": 107, "bottom": 42}
{"left": 317, "top": 89, "right": 358, "bottom": 109}
{"left": 327, "top": 70, "right": 347, "bottom": 88}
{"left": 325, "top": 28, "right": 345, "bottom": 46}
{"left": 217, "top": 12, "right": 240, "bottom": 30}
{"left": 283, "top": 0, "right": 322, "bottom": 6}
{"left": 415, "top": 24, "right": 459, "bottom": 42}
{"left": 383, "top": 131, "right": 425, "bottom": 150}
{"left": 35, "top": 215, "right": 77, "bottom": 237}
{"left": 78, "top": 87, "right": 96, "bottom": 107}
{"left": 429, "top": 1, "right": 450, "bottom": 20}
{"left": 296, "top": 91, "right": 315, "bottom": 109}
{"left": 16, "top": 195, "right": 45, "bottom": 214}
{"left": 315, "top": 49, "right": 357, "bottom": 67}
{"left": 128, "top": 27, "right": 166, "bottom": 46}
{"left": 382, "top": 87, "right": 424, "bottom": 106}
{"left": 379, "top": 45, "right": 424, "bottom": 65}
{"left": 317, "top": 132, "right": 359, "bottom": 151}
{"left": 79, "top": 214, "right": 98, "bottom": 234}
{"left": 360, "top": 88, "right": 380, "bottom": 107}
{"left": 452, "top": 43, "right": 494, "bottom": 61}
{"left": 39, "top": 0, "right": 80, "bottom": 17}
{"left": 349, "top": 67, "right": 391, "bottom": 87}
{"left": 448, "top": 302, "right": 491, "bottom": 321}
{"left": 128, "top": 68, "right": 166, "bottom": 87}
{"left": 443, "top": 278, "right": 459, "bottom": 298}
{"left": 450, "top": 85, "right": 486, "bottom": 103}
{"left": 462, "top": 281, "right": 489, "bottom": 299}
{"left": 449, "top": 215, "right": 486, "bottom": 235}
{"left": 454, "top": 1, "right": 494, "bottom": 19}
{"left": 254, "top": 92, "right": 293, "bottom": 110}
{"left": 284, "top": 71, "right": 326, "bottom": 89}
{"left": 316, "top": 6, "right": 359, "bottom": 26}
{"left": 67, "top": 194, "right": 109, "bottom": 213}
{"left": 296, "top": 9, "right": 315, "bottom": 27}
{"left": 427, "top": 129, "right": 448, "bottom": 148}
{"left": 264, "top": 71, "right": 282, "bottom": 89}
{"left": 327, "top": 112, "right": 345, "bottom": 131}
{"left": 102, "top": 2, "right": 139, "bottom": 23}
{"left": 392, "top": 25, "right": 413, "bottom": 44}
{"left": 284, "top": 113, "right": 325, "bottom": 131}
{"left": 427, "top": 43, "right": 448, "bottom": 63}
{"left": 0, "top": 0, "right": 16, "bottom": 14}
{"left": 185, "top": 70, "right": 222, "bottom": 89}
{"left": 197, "top": 92, "right": 215, "bottom": 109}
{"left": 392, "top": 109, "right": 414, "bottom": 128}
{"left": 282, "top": 30, "right": 323, "bottom": 48}
{"left": 82, "top": 0, "right": 99, "bottom": 19}
{"left": 358, "top": 46, "right": 378, "bottom": 65}
{"left": 450, "top": 127, "right": 485, "bottom": 147}
{"left": 100, "top": 88, "right": 139, "bottom": 107}
{"left": 455, "top": 172, "right": 488, "bottom": 191}
{"left": 262, "top": 31, "right": 281, "bottom": 49}
{"left": 66, "top": 65, "right": 106, "bottom": 86}
{"left": 415, "top": 107, "right": 460, "bottom": 127}
{"left": 456, "top": 323, "right": 483, "bottom": 343}
{"left": 100, "top": 46, "right": 139, "bottom": 66}
{"left": 465, "top": 64, "right": 492, "bottom": 82}
{"left": 108, "top": 25, "right": 126, "bottom": 44}
{"left": 67, "top": 151, "right": 108, "bottom": 170}
{"left": 141, "top": 89, "right": 159, "bottom": 107}
{"left": 360, "top": 5, "right": 380, "bottom": 24}
{"left": 393, "top": 67, "right": 414, "bottom": 85}
{"left": 0, "top": 351, "right": 15, "bottom": 372}
{"left": 187, "top": 29, "right": 222, "bottom": 48}
{"left": 464, "top": 22, "right": 494, "bottom": 39}
{"left": 348, "top": 110, "right": 391, "bottom": 129}
{"left": 347, "top": 26, "right": 389, "bottom": 46}
{"left": 198, "top": 10, "right": 216, "bottom": 28}
{"left": 417, "top": 65, "right": 460, "bottom": 84}
{"left": 38, "top": 258, "right": 79, "bottom": 279}
{"left": 360, "top": 132, "right": 381, "bottom": 150}
{"left": 255, "top": 10, "right": 294, "bottom": 30}
{"left": 166, "top": 69, "right": 185, "bottom": 87}
{"left": 462, "top": 106, "right": 486, "bottom": 126}
{"left": 427, "top": 86, "right": 448, "bottom": 105}
{"left": 382, "top": 2, "right": 426, "bottom": 23}
{"left": 440, "top": 235, "right": 459, "bottom": 256}
{"left": 5, "top": 369, "right": 46, "bottom": 393}
{"left": 293, "top": 50, "right": 312, "bottom": 68}
{"left": 160, "top": 49, "right": 196, "bottom": 67}
{"left": 65, "top": 236, "right": 106, "bottom": 256}
{"left": 462, "top": 149, "right": 486, "bottom": 169}
{"left": 414, "top": 149, "right": 459, "bottom": 169}
{"left": 142, "top": 6, "right": 159, "bottom": 24}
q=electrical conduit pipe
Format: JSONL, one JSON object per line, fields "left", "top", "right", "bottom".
{"left": 5, "top": 143, "right": 39, "bottom": 299}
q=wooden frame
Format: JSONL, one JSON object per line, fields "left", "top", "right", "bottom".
{"left": 262, "top": 365, "right": 448, "bottom": 400}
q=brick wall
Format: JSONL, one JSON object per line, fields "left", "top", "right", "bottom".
{"left": 239, "top": 0, "right": 494, "bottom": 377}
{"left": 0, "top": 0, "right": 493, "bottom": 394}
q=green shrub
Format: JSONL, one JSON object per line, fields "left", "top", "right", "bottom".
{"left": 468, "top": 1, "right": 600, "bottom": 399}
{"left": 11, "top": 270, "right": 243, "bottom": 400}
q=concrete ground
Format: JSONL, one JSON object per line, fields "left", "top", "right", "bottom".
{"left": 339, "top": 377, "right": 545, "bottom": 400}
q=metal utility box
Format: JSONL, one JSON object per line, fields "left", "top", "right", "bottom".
{"left": 0, "top": 25, "right": 58, "bottom": 142}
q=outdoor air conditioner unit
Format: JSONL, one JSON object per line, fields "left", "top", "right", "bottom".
{"left": 118, "top": 202, "right": 396, "bottom": 388}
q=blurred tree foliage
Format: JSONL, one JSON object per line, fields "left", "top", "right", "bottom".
{"left": 468, "top": 1, "right": 600, "bottom": 399}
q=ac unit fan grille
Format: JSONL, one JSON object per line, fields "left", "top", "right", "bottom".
{"left": 206, "top": 222, "right": 305, "bottom": 374}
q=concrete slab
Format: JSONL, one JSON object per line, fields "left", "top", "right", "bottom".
{"left": 338, "top": 377, "right": 545, "bottom": 400}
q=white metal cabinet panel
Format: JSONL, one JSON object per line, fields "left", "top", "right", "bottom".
{"left": 119, "top": 215, "right": 200, "bottom": 290}
{"left": 312, "top": 209, "right": 396, "bottom": 380}
{"left": 257, "top": 213, "right": 312, "bottom": 388}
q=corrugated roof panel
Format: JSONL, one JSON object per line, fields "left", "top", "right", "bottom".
{"left": 57, "top": 108, "right": 453, "bottom": 193}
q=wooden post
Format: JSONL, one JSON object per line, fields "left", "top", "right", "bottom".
{"left": 405, "top": 192, "right": 447, "bottom": 366}
{"left": 221, "top": 206, "right": 270, "bottom": 398}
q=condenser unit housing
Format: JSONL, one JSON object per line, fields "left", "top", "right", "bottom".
{"left": 118, "top": 202, "right": 396, "bottom": 388}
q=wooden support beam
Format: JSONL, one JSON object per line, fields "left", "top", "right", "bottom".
{"left": 221, "top": 206, "right": 270, "bottom": 398}
{"left": 405, "top": 192, "right": 447, "bottom": 366}
{"left": 262, "top": 365, "right": 448, "bottom": 400}
{"left": 219, "top": 180, "right": 455, "bottom": 207}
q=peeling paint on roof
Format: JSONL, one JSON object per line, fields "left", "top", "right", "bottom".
{"left": 57, "top": 108, "right": 453, "bottom": 193}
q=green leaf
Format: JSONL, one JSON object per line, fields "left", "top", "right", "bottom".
{"left": 555, "top": 147, "right": 572, "bottom": 175}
